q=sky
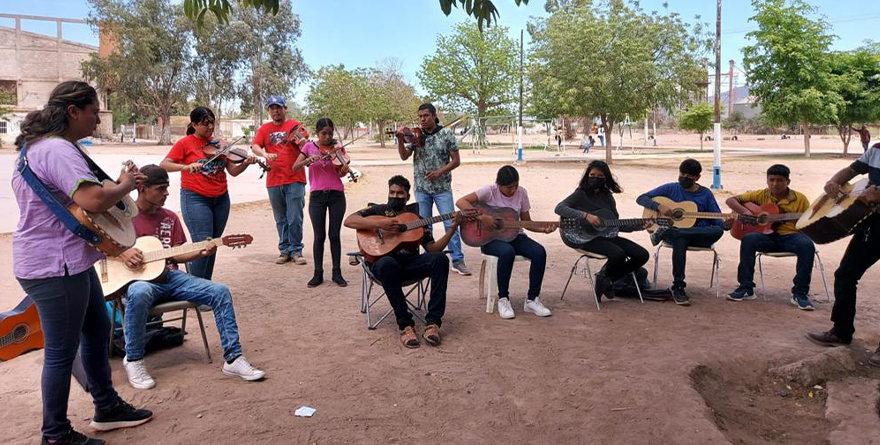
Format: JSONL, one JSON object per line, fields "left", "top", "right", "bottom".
{"left": 2, "top": 0, "right": 879, "bottom": 104}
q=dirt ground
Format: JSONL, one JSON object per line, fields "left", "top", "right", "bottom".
{"left": 1, "top": 156, "right": 879, "bottom": 444}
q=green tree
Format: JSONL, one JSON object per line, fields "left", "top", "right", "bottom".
{"left": 723, "top": 110, "right": 747, "bottom": 135}
{"left": 679, "top": 102, "right": 715, "bottom": 151}
{"left": 529, "top": 0, "right": 708, "bottom": 163}
{"left": 368, "top": 59, "right": 421, "bottom": 148}
{"left": 828, "top": 44, "right": 880, "bottom": 154}
{"left": 417, "top": 22, "right": 519, "bottom": 121}
{"left": 183, "top": 0, "right": 528, "bottom": 30}
{"left": 82, "top": 0, "right": 191, "bottom": 144}
{"left": 742, "top": 0, "right": 843, "bottom": 157}
{"left": 186, "top": 13, "right": 248, "bottom": 124}
{"left": 306, "top": 65, "right": 371, "bottom": 140}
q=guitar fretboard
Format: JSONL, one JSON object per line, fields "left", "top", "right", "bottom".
{"left": 601, "top": 218, "right": 652, "bottom": 227}
{"left": 142, "top": 239, "right": 223, "bottom": 263}
{"left": 405, "top": 212, "right": 458, "bottom": 230}
{"left": 683, "top": 212, "right": 737, "bottom": 219}
{"left": 502, "top": 220, "right": 560, "bottom": 228}
{"left": 766, "top": 213, "right": 802, "bottom": 221}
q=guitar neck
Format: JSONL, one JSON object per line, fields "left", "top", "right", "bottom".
{"left": 505, "top": 220, "right": 559, "bottom": 229}
{"left": 405, "top": 212, "right": 458, "bottom": 230}
{"left": 142, "top": 239, "right": 223, "bottom": 263}
{"left": 684, "top": 212, "right": 735, "bottom": 220}
{"left": 767, "top": 213, "right": 802, "bottom": 221}
{"left": 602, "top": 218, "right": 651, "bottom": 228}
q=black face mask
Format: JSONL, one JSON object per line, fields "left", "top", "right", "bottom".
{"left": 587, "top": 177, "right": 606, "bottom": 190}
{"left": 678, "top": 176, "right": 696, "bottom": 189}
{"left": 388, "top": 197, "right": 407, "bottom": 212}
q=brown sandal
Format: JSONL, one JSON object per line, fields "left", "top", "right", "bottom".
{"left": 400, "top": 326, "right": 419, "bottom": 349}
{"left": 423, "top": 324, "right": 441, "bottom": 346}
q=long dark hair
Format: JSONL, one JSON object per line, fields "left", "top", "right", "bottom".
{"left": 15, "top": 81, "right": 99, "bottom": 150}
{"left": 186, "top": 106, "right": 215, "bottom": 135}
{"left": 578, "top": 160, "right": 622, "bottom": 193}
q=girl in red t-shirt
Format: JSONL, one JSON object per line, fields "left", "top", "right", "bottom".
{"left": 160, "top": 106, "right": 256, "bottom": 280}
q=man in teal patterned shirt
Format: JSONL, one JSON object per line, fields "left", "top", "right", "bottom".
{"left": 395, "top": 103, "right": 470, "bottom": 275}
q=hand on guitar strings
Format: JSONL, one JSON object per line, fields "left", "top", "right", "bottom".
{"left": 377, "top": 218, "right": 406, "bottom": 233}
{"left": 583, "top": 212, "right": 602, "bottom": 227}
{"left": 657, "top": 203, "right": 673, "bottom": 217}
{"left": 824, "top": 181, "right": 842, "bottom": 198}
{"left": 478, "top": 214, "right": 500, "bottom": 229}
{"left": 540, "top": 222, "right": 557, "bottom": 233}
{"left": 117, "top": 165, "right": 147, "bottom": 191}
{"left": 119, "top": 248, "right": 145, "bottom": 270}
{"left": 200, "top": 238, "right": 218, "bottom": 256}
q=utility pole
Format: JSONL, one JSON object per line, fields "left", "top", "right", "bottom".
{"left": 711, "top": 0, "right": 723, "bottom": 190}
{"left": 517, "top": 28, "right": 524, "bottom": 163}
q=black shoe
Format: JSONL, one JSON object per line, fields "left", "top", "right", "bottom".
{"left": 805, "top": 330, "right": 852, "bottom": 347}
{"left": 672, "top": 287, "right": 690, "bottom": 306}
{"left": 89, "top": 399, "right": 152, "bottom": 432}
{"left": 727, "top": 286, "right": 756, "bottom": 302}
{"left": 594, "top": 272, "right": 613, "bottom": 302}
{"left": 41, "top": 429, "right": 105, "bottom": 445}
{"left": 869, "top": 346, "right": 880, "bottom": 368}
{"left": 307, "top": 273, "right": 323, "bottom": 288}
{"left": 650, "top": 227, "right": 668, "bottom": 246}
{"left": 331, "top": 269, "right": 347, "bottom": 287}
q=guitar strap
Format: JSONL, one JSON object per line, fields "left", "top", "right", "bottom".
{"left": 16, "top": 141, "right": 109, "bottom": 246}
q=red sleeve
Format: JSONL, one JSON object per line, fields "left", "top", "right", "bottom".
{"left": 253, "top": 124, "right": 267, "bottom": 148}
{"left": 167, "top": 211, "right": 188, "bottom": 247}
{"left": 166, "top": 137, "right": 187, "bottom": 163}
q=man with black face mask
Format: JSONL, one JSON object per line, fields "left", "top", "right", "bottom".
{"left": 344, "top": 175, "right": 461, "bottom": 348}
{"left": 636, "top": 159, "right": 726, "bottom": 306}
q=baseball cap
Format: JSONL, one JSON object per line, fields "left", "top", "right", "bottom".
{"left": 266, "top": 95, "right": 286, "bottom": 108}
{"left": 140, "top": 164, "right": 169, "bottom": 187}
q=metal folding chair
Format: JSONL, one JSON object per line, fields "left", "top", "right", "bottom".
{"left": 560, "top": 249, "right": 644, "bottom": 311}
{"left": 757, "top": 250, "right": 832, "bottom": 302}
{"left": 652, "top": 241, "right": 721, "bottom": 298}
{"left": 347, "top": 252, "right": 428, "bottom": 330}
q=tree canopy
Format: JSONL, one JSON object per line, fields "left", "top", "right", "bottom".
{"left": 679, "top": 102, "right": 715, "bottom": 150}
{"left": 417, "top": 22, "right": 519, "bottom": 119}
{"left": 183, "top": 0, "right": 528, "bottom": 30}
{"left": 828, "top": 43, "right": 880, "bottom": 154}
{"left": 742, "top": 0, "right": 842, "bottom": 156}
{"left": 528, "top": 0, "right": 708, "bottom": 163}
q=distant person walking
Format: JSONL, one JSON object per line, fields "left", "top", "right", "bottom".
{"left": 854, "top": 125, "right": 871, "bottom": 152}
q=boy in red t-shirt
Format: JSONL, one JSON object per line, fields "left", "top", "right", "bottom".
{"left": 116, "top": 165, "right": 265, "bottom": 389}
{"left": 251, "top": 95, "right": 310, "bottom": 265}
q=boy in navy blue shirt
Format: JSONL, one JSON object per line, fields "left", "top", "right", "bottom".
{"left": 637, "top": 159, "right": 727, "bottom": 306}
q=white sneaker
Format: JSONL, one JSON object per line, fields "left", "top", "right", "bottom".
{"left": 497, "top": 298, "right": 515, "bottom": 319}
{"left": 524, "top": 298, "right": 552, "bottom": 317}
{"left": 222, "top": 356, "right": 266, "bottom": 381}
{"left": 123, "top": 357, "right": 156, "bottom": 390}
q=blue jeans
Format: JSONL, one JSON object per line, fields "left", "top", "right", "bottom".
{"left": 415, "top": 189, "right": 463, "bottom": 262}
{"left": 124, "top": 270, "right": 242, "bottom": 362}
{"left": 736, "top": 232, "right": 815, "bottom": 295}
{"left": 480, "top": 234, "right": 547, "bottom": 300}
{"left": 181, "top": 189, "right": 230, "bottom": 280}
{"left": 267, "top": 182, "right": 305, "bottom": 256}
{"left": 17, "top": 267, "right": 120, "bottom": 439}
{"left": 662, "top": 225, "right": 724, "bottom": 290}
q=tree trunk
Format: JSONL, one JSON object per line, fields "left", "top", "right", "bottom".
{"left": 378, "top": 120, "right": 386, "bottom": 148}
{"left": 158, "top": 112, "right": 172, "bottom": 145}
{"left": 802, "top": 121, "right": 811, "bottom": 157}
{"left": 699, "top": 132, "right": 704, "bottom": 151}
{"left": 837, "top": 125, "right": 851, "bottom": 155}
{"left": 602, "top": 118, "right": 613, "bottom": 165}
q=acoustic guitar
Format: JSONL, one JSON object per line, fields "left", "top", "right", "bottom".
{"left": 560, "top": 208, "right": 673, "bottom": 245}
{"left": 730, "top": 202, "right": 802, "bottom": 240}
{"left": 68, "top": 160, "right": 139, "bottom": 257}
{"left": 460, "top": 202, "right": 571, "bottom": 247}
{"left": 796, "top": 178, "right": 876, "bottom": 244}
{"left": 642, "top": 196, "right": 740, "bottom": 232}
{"left": 356, "top": 210, "right": 478, "bottom": 262}
{"left": 98, "top": 234, "right": 253, "bottom": 297}
{"left": 0, "top": 297, "right": 44, "bottom": 361}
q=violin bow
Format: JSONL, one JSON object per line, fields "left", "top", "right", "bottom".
{"left": 202, "top": 136, "right": 245, "bottom": 165}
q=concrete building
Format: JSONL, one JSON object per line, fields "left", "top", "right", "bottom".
{"left": 0, "top": 13, "right": 112, "bottom": 146}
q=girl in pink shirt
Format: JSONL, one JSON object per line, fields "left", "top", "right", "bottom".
{"left": 294, "top": 118, "right": 350, "bottom": 287}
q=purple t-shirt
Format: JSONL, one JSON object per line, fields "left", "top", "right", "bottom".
{"left": 12, "top": 138, "right": 104, "bottom": 279}
{"left": 475, "top": 184, "right": 531, "bottom": 234}
{"left": 301, "top": 142, "right": 345, "bottom": 192}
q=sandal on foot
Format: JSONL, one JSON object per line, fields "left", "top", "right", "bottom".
{"left": 423, "top": 324, "right": 441, "bottom": 346}
{"left": 400, "top": 326, "right": 419, "bottom": 349}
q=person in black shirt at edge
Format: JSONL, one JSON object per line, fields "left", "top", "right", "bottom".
{"left": 555, "top": 161, "right": 650, "bottom": 300}
{"left": 344, "top": 175, "right": 462, "bottom": 349}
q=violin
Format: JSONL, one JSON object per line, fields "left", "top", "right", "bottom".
{"left": 204, "top": 138, "right": 271, "bottom": 178}
{"left": 386, "top": 127, "right": 423, "bottom": 149}
{"left": 287, "top": 123, "right": 309, "bottom": 146}
{"left": 306, "top": 139, "right": 357, "bottom": 183}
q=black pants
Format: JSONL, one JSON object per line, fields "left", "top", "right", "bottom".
{"left": 663, "top": 226, "right": 725, "bottom": 289}
{"left": 308, "top": 190, "right": 346, "bottom": 274}
{"left": 831, "top": 214, "right": 880, "bottom": 340}
{"left": 370, "top": 252, "right": 448, "bottom": 330}
{"left": 17, "top": 267, "right": 119, "bottom": 439}
{"left": 578, "top": 236, "right": 649, "bottom": 281}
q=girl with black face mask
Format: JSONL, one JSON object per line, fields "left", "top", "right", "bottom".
{"left": 555, "top": 161, "right": 650, "bottom": 300}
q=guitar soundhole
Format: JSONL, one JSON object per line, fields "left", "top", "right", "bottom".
{"left": 671, "top": 209, "right": 685, "bottom": 220}
{"left": 12, "top": 324, "right": 29, "bottom": 344}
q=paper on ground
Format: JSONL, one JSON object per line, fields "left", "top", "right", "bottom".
{"left": 295, "top": 406, "right": 317, "bottom": 417}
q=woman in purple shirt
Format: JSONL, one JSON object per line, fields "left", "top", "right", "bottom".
{"left": 12, "top": 82, "right": 152, "bottom": 445}
{"left": 457, "top": 166, "right": 556, "bottom": 320}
